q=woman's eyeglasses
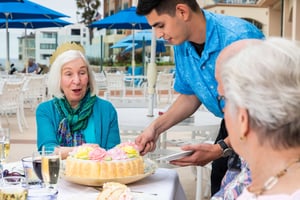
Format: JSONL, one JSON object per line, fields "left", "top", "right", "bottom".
{"left": 217, "top": 95, "right": 226, "bottom": 113}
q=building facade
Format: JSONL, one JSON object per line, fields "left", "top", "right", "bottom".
{"left": 18, "top": 23, "right": 90, "bottom": 66}
{"left": 17, "top": 0, "right": 299, "bottom": 67}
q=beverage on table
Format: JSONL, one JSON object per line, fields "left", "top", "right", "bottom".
{"left": 0, "top": 128, "right": 10, "bottom": 163}
{"left": 41, "top": 147, "right": 61, "bottom": 189}
{"left": 32, "top": 151, "right": 43, "bottom": 182}
{"left": 0, "top": 142, "right": 10, "bottom": 162}
{"left": 0, "top": 176, "right": 28, "bottom": 200}
{"left": 21, "top": 156, "right": 41, "bottom": 186}
{"left": 41, "top": 155, "right": 60, "bottom": 185}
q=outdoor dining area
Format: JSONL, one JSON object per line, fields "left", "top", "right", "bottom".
{"left": 0, "top": 67, "right": 221, "bottom": 199}
{"left": 0, "top": 1, "right": 222, "bottom": 200}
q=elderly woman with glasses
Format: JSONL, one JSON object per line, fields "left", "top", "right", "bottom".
{"left": 215, "top": 37, "right": 300, "bottom": 199}
{"left": 36, "top": 42, "right": 120, "bottom": 159}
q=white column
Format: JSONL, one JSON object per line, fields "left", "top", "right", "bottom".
{"left": 292, "top": 0, "right": 300, "bottom": 41}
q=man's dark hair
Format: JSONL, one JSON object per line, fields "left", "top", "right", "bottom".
{"left": 136, "top": 0, "right": 200, "bottom": 16}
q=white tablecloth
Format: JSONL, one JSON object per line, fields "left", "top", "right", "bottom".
{"left": 58, "top": 168, "right": 186, "bottom": 200}
{"left": 4, "top": 162, "right": 186, "bottom": 200}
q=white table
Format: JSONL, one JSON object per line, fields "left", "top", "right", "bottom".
{"left": 117, "top": 107, "right": 222, "bottom": 146}
{"left": 117, "top": 107, "right": 221, "bottom": 130}
{"left": 57, "top": 168, "right": 187, "bottom": 200}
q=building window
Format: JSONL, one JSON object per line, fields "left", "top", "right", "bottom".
{"left": 42, "top": 32, "right": 57, "bottom": 39}
{"left": 71, "top": 29, "right": 81, "bottom": 36}
{"left": 40, "top": 43, "right": 57, "bottom": 50}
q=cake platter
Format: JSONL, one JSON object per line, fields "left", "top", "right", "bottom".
{"left": 63, "top": 158, "right": 157, "bottom": 186}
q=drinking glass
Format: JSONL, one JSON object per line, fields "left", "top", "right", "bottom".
{"left": 21, "top": 156, "right": 41, "bottom": 187}
{"left": 32, "top": 151, "right": 43, "bottom": 184}
{"left": 0, "top": 128, "right": 10, "bottom": 179}
{"left": 41, "top": 146, "right": 61, "bottom": 189}
{"left": 0, "top": 176, "right": 28, "bottom": 200}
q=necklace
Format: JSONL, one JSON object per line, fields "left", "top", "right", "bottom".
{"left": 250, "top": 157, "right": 300, "bottom": 197}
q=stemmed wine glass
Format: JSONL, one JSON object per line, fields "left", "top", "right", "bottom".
{"left": 41, "top": 146, "right": 61, "bottom": 189}
{"left": 0, "top": 128, "right": 10, "bottom": 180}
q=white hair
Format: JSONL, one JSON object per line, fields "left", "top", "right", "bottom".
{"left": 47, "top": 50, "right": 97, "bottom": 98}
{"left": 220, "top": 37, "right": 300, "bottom": 149}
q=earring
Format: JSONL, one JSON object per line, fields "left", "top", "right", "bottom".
{"left": 240, "top": 136, "right": 245, "bottom": 141}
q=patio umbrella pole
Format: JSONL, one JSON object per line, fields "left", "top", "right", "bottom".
{"left": 131, "top": 26, "right": 136, "bottom": 95}
{"left": 147, "top": 28, "right": 157, "bottom": 117}
{"left": 24, "top": 22, "right": 28, "bottom": 74}
{"left": 5, "top": 13, "right": 10, "bottom": 72}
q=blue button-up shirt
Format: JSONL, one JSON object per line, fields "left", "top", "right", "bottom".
{"left": 174, "top": 9, "right": 264, "bottom": 118}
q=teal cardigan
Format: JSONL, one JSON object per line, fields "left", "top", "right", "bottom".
{"left": 36, "top": 97, "right": 120, "bottom": 151}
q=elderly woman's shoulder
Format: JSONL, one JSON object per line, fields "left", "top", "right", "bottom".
{"left": 37, "top": 99, "right": 56, "bottom": 108}
{"left": 36, "top": 99, "right": 57, "bottom": 115}
{"left": 94, "top": 96, "right": 115, "bottom": 108}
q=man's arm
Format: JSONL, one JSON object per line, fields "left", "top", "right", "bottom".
{"left": 153, "top": 94, "right": 201, "bottom": 134}
{"left": 135, "top": 94, "right": 201, "bottom": 155}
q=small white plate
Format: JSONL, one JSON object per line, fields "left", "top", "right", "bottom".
{"left": 155, "top": 150, "right": 194, "bottom": 161}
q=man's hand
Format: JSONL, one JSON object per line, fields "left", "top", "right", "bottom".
{"left": 135, "top": 125, "right": 159, "bottom": 156}
{"left": 169, "top": 143, "right": 222, "bottom": 166}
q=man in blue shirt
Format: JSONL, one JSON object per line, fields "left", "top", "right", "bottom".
{"left": 23, "top": 58, "right": 39, "bottom": 73}
{"left": 135, "top": 0, "right": 264, "bottom": 197}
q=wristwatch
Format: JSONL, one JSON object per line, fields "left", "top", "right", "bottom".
{"left": 217, "top": 139, "right": 233, "bottom": 157}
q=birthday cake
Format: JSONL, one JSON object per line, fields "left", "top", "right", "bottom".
{"left": 65, "top": 142, "right": 144, "bottom": 179}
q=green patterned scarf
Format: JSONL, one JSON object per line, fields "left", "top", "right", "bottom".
{"left": 54, "top": 90, "right": 96, "bottom": 146}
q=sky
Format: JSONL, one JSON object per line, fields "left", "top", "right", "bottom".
{"left": 0, "top": 0, "right": 78, "bottom": 60}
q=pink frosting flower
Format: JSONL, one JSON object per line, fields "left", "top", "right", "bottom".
{"left": 106, "top": 148, "right": 128, "bottom": 160}
{"left": 88, "top": 147, "right": 107, "bottom": 161}
{"left": 118, "top": 141, "right": 139, "bottom": 150}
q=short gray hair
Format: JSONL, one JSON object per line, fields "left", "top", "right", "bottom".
{"left": 220, "top": 37, "right": 300, "bottom": 149}
{"left": 47, "top": 50, "right": 97, "bottom": 98}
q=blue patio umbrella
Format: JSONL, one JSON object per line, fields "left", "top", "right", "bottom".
{"left": 112, "top": 41, "right": 166, "bottom": 55}
{"left": 117, "top": 30, "right": 163, "bottom": 43}
{"left": 0, "top": 0, "right": 69, "bottom": 70}
{"left": 0, "top": 0, "right": 68, "bottom": 20}
{"left": 112, "top": 30, "right": 166, "bottom": 54}
{"left": 90, "top": 7, "right": 150, "bottom": 30}
{"left": 122, "top": 42, "right": 166, "bottom": 54}
{"left": 90, "top": 6, "right": 151, "bottom": 76}
{"left": 1, "top": 0, "right": 23, "bottom": 2}
{"left": 0, "top": 18, "right": 71, "bottom": 29}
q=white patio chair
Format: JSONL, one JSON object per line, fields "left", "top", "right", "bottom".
{"left": 155, "top": 72, "right": 174, "bottom": 104}
{"left": 93, "top": 71, "right": 107, "bottom": 91}
{"left": 0, "top": 80, "right": 28, "bottom": 133}
{"left": 105, "top": 73, "right": 126, "bottom": 97}
{"left": 23, "top": 75, "right": 47, "bottom": 111}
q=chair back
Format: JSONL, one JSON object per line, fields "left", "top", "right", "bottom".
{"left": 156, "top": 72, "right": 174, "bottom": 90}
{"left": 93, "top": 71, "right": 107, "bottom": 90}
{"left": 105, "top": 73, "right": 126, "bottom": 97}
{"left": 0, "top": 81, "right": 24, "bottom": 111}
{"left": 22, "top": 75, "right": 47, "bottom": 110}
{"left": 155, "top": 72, "right": 174, "bottom": 103}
